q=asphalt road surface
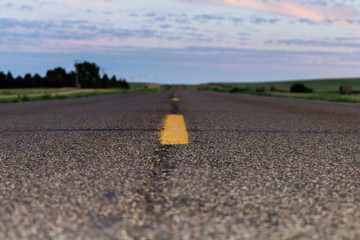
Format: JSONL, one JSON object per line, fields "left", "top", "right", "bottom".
{"left": 1, "top": 88, "right": 360, "bottom": 239}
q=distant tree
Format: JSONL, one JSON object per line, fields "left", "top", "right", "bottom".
{"left": 6, "top": 72, "right": 14, "bottom": 80}
{"left": 0, "top": 71, "right": 6, "bottom": 88}
{"left": 6, "top": 72, "right": 14, "bottom": 88}
{"left": 33, "top": 74, "right": 43, "bottom": 87}
{"left": 75, "top": 61, "right": 101, "bottom": 88}
{"left": 290, "top": 83, "right": 313, "bottom": 93}
{"left": 1, "top": 62, "right": 128, "bottom": 89}
{"left": 106, "top": 75, "right": 129, "bottom": 89}
{"left": 110, "top": 75, "right": 117, "bottom": 86}
{"left": 46, "top": 67, "right": 68, "bottom": 87}
{"left": 0, "top": 72, "right": 5, "bottom": 81}
{"left": 101, "top": 74, "right": 110, "bottom": 88}
{"left": 24, "top": 73, "right": 33, "bottom": 87}
{"left": 66, "top": 71, "right": 77, "bottom": 87}
{"left": 15, "top": 76, "right": 23, "bottom": 88}
{"left": 118, "top": 78, "right": 130, "bottom": 89}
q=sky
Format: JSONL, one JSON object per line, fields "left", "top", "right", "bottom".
{"left": 0, "top": 0, "right": 360, "bottom": 84}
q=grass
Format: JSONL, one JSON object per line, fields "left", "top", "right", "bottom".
{"left": 219, "top": 78, "right": 360, "bottom": 92}
{"left": 0, "top": 84, "right": 167, "bottom": 104}
{"left": 185, "top": 78, "right": 360, "bottom": 103}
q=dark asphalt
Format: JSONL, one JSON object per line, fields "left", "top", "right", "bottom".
{"left": 1, "top": 90, "right": 360, "bottom": 239}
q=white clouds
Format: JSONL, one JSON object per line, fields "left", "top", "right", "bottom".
{"left": 31, "top": 0, "right": 123, "bottom": 9}
{"left": 0, "top": 0, "right": 359, "bottom": 82}
{"left": 1, "top": 7, "right": 358, "bottom": 54}
{"left": 61, "top": 0, "right": 123, "bottom": 9}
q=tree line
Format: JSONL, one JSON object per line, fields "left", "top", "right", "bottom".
{"left": 0, "top": 61, "right": 129, "bottom": 89}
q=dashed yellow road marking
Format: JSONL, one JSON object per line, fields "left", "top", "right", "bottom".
{"left": 172, "top": 97, "right": 180, "bottom": 102}
{"left": 160, "top": 114, "right": 189, "bottom": 145}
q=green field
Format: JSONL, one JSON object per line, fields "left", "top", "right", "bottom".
{"left": 186, "top": 78, "right": 360, "bottom": 103}
{"left": 223, "top": 78, "right": 360, "bottom": 92}
{"left": 0, "top": 83, "right": 167, "bottom": 104}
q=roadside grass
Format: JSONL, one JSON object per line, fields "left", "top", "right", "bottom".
{"left": 185, "top": 78, "right": 360, "bottom": 103}
{"left": 219, "top": 78, "right": 360, "bottom": 92}
{"left": 246, "top": 91, "right": 360, "bottom": 103}
{"left": 0, "top": 84, "right": 167, "bottom": 104}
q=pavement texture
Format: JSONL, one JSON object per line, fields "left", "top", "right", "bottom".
{"left": 0, "top": 89, "right": 360, "bottom": 239}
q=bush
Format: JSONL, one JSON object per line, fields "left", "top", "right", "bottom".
{"left": 229, "top": 87, "right": 249, "bottom": 93}
{"left": 229, "top": 87, "right": 240, "bottom": 93}
{"left": 271, "top": 86, "right": 287, "bottom": 92}
{"left": 290, "top": 83, "right": 313, "bottom": 93}
{"left": 14, "top": 94, "right": 30, "bottom": 102}
{"left": 340, "top": 86, "right": 352, "bottom": 95}
{"left": 256, "top": 86, "right": 270, "bottom": 92}
{"left": 212, "top": 87, "right": 221, "bottom": 92}
{"left": 41, "top": 94, "right": 53, "bottom": 100}
{"left": 256, "top": 87, "right": 265, "bottom": 93}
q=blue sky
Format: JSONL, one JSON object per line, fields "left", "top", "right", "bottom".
{"left": 0, "top": 0, "right": 359, "bottom": 83}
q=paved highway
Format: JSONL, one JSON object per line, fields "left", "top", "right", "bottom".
{"left": 1, "top": 88, "right": 360, "bottom": 239}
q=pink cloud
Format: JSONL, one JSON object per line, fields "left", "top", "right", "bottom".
{"left": 218, "top": 0, "right": 324, "bottom": 21}
{"left": 216, "top": 0, "right": 358, "bottom": 24}
{"left": 172, "top": 0, "right": 359, "bottom": 25}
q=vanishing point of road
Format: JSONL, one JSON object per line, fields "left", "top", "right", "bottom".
{"left": 1, "top": 87, "right": 360, "bottom": 239}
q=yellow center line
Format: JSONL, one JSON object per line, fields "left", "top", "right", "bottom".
{"left": 160, "top": 114, "right": 189, "bottom": 145}
{"left": 172, "top": 97, "right": 180, "bottom": 102}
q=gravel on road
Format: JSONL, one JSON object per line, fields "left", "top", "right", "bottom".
{"left": 1, "top": 90, "right": 360, "bottom": 239}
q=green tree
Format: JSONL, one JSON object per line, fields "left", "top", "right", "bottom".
{"left": 118, "top": 78, "right": 130, "bottom": 89}
{"left": 24, "top": 73, "right": 33, "bottom": 87}
{"left": 0, "top": 72, "right": 6, "bottom": 88}
{"left": 33, "top": 73, "right": 43, "bottom": 87}
{"left": 14, "top": 76, "right": 23, "bottom": 88}
{"left": 66, "top": 71, "right": 77, "bottom": 87}
{"left": 109, "top": 75, "right": 117, "bottom": 87}
{"left": 75, "top": 61, "right": 101, "bottom": 88}
{"left": 6, "top": 72, "right": 14, "bottom": 88}
{"left": 46, "top": 67, "right": 67, "bottom": 87}
{"left": 290, "top": 83, "right": 313, "bottom": 93}
{"left": 101, "top": 74, "right": 110, "bottom": 88}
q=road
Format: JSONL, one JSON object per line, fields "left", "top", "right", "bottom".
{"left": 1, "top": 88, "right": 360, "bottom": 239}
